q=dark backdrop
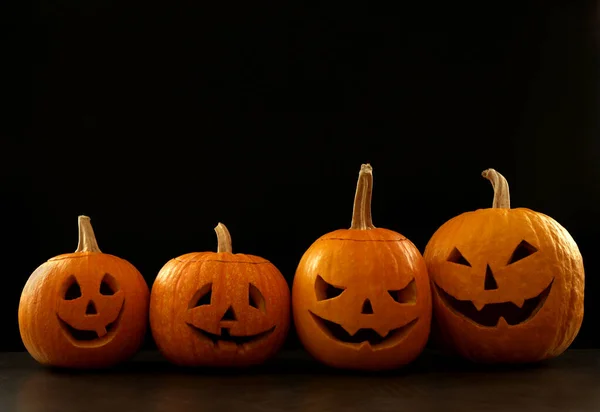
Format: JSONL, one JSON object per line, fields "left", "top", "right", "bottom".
{"left": 2, "top": 1, "right": 599, "bottom": 352}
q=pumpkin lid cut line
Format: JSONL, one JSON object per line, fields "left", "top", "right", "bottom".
{"left": 173, "top": 257, "right": 271, "bottom": 264}
{"left": 319, "top": 237, "right": 409, "bottom": 243}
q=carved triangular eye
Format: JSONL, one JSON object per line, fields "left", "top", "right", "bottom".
{"left": 64, "top": 276, "right": 82, "bottom": 300}
{"left": 447, "top": 247, "right": 471, "bottom": 267}
{"left": 508, "top": 240, "right": 538, "bottom": 264}
{"left": 315, "top": 275, "right": 345, "bottom": 301}
{"left": 189, "top": 283, "right": 212, "bottom": 308}
{"left": 100, "top": 273, "right": 119, "bottom": 296}
{"left": 388, "top": 279, "right": 417, "bottom": 304}
{"left": 249, "top": 283, "right": 266, "bottom": 313}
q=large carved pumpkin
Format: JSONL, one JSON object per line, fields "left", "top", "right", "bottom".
{"left": 424, "top": 169, "right": 584, "bottom": 363}
{"left": 18, "top": 216, "right": 150, "bottom": 368}
{"left": 149, "top": 223, "right": 290, "bottom": 367}
{"left": 292, "top": 164, "right": 432, "bottom": 371}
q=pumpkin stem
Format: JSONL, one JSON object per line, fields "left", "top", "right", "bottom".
{"left": 75, "top": 215, "right": 102, "bottom": 253}
{"left": 482, "top": 168, "right": 511, "bottom": 209}
{"left": 214, "top": 222, "right": 233, "bottom": 253}
{"left": 350, "top": 164, "right": 376, "bottom": 230}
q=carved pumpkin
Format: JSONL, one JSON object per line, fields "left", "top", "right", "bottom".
{"left": 424, "top": 169, "right": 584, "bottom": 363}
{"left": 292, "top": 164, "right": 432, "bottom": 370}
{"left": 150, "top": 223, "right": 290, "bottom": 367}
{"left": 18, "top": 216, "right": 150, "bottom": 368}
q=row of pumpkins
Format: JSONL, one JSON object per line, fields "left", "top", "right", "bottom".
{"left": 18, "top": 166, "right": 584, "bottom": 370}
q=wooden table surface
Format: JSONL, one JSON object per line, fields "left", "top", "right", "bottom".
{"left": 0, "top": 349, "right": 598, "bottom": 411}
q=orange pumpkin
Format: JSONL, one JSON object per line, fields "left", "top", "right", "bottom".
{"left": 424, "top": 169, "right": 584, "bottom": 363}
{"left": 149, "top": 223, "right": 290, "bottom": 367}
{"left": 18, "top": 216, "right": 150, "bottom": 368}
{"left": 292, "top": 164, "right": 432, "bottom": 370}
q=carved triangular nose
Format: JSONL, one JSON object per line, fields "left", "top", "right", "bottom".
{"left": 484, "top": 264, "right": 498, "bottom": 290}
{"left": 361, "top": 299, "right": 374, "bottom": 314}
{"left": 85, "top": 300, "right": 97, "bottom": 315}
{"left": 221, "top": 306, "right": 237, "bottom": 321}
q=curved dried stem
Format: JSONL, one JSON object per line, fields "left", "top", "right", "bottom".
{"left": 350, "top": 164, "right": 376, "bottom": 230}
{"left": 482, "top": 168, "right": 511, "bottom": 209}
{"left": 75, "top": 215, "right": 102, "bottom": 253}
{"left": 214, "top": 222, "right": 233, "bottom": 253}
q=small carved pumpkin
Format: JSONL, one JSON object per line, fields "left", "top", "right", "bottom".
{"left": 149, "top": 223, "right": 290, "bottom": 367}
{"left": 18, "top": 216, "right": 150, "bottom": 368}
{"left": 292, "top": 164, "right": 432, "bottom": 370}
{"left": 424, "top": 169, "right": 584, "bottom": 363}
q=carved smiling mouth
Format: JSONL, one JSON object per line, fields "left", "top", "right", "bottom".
{"left": 434, "top": 280, "right": 553, "bottom": 327}
{"left": 187, "top": 324, "right": 276, "bottom": 346}
{"left": 310, "top": 312, "right": 418, "bottom": 348}
{"left": 57, "top": 305, "right": 124, "bottom": 345}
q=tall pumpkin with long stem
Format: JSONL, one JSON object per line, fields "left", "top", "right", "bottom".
{"left": 18, "top": 216, "right": 150, "bottom": 368}
{"left": 292, "top": 164, "right": 432, "bottom": 371}
{"left": 424, "top": 169, "right": 584, "bottom": 363}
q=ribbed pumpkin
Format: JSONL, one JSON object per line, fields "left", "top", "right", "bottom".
{"left": 149, "top": 223, "right": 290, "bottom": 367}
{"left": 292, "top": 164, "right": 432, "bottom": 371}
{"left": 424, "top": 169, "right": 584, "bottom": 363}
{"left": 18, "top": 216, "right": 150, "bottom": 368}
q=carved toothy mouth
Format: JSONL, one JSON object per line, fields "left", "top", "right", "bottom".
{"left": 57, "top": 304, "right": 124, "bottom": 346}
{"left": 187, "top": 324, "right": 276, "bottom": 347}
{"left": 434, "top": 280, "right": 553, "bottom": 327}
{"left": 309, "top": 312, "right": 418, "bottom": 348}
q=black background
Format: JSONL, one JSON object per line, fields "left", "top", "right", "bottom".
{"left": 2, "top": 1, "right": 599, "bottom": 352}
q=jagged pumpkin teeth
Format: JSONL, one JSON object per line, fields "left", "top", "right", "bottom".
{"left": 473, "top": 302, "right": 486, "bottom": 312}
{"left": 513, "top": 299, "right": 525, "bottom": 309}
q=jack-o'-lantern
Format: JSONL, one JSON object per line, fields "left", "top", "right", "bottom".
{"left": 292, "top": 164, "right": 432, "bottom": 371}
{"left": 18, "top": 216, "right": 150, "bottom": 368}
{"left": 149, "top": 223, "right": 290, "bottom": 367}
{"left": 424, "top": 169, "right": 584, "bottom": 363}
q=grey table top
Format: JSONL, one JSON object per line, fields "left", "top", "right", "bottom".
{"left": 0, "top": 349, "right": 598, "bottom": 412}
